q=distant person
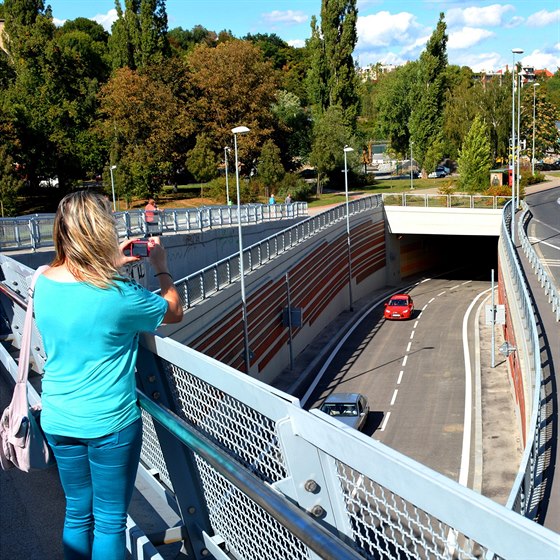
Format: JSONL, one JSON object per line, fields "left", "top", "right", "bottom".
{"left": 269, "top": 193, "right": 275, "bottom": 205}
{"left": 285, "top": 193, "right": 293, "bottom": 216}
{"left": 34, "top": 191, "right": 183, "bottom": 560}
{"left": 285, "top": 193, "right": 292, "bottom": 205}
{"left": 144, "top": 198, "right": 160, "bottom": 236}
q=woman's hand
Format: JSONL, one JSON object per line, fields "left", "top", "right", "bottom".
{"left": 117, "top": 238, "right": 144, "bottom": 268}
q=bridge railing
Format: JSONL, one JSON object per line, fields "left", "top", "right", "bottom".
{"left": 1, "top": 254, "right": 558, "bottom": 560}
{"left": 382, "top": 193, "right": 508, "bottom": 209}
{"left": 169, "top": 195, "right": 382, "bottom": 310}
{"left": 500, "top": 202, "right": 547, "bottom": 519}
{"left": 518, "top": 201, "right": 560, "bottom": 321}
{"left": 0, "top": 202, "right": 308, "bottom": 252}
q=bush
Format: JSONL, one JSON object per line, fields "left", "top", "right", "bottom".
{"left": 276, "top": 173, "right": 314, "bottom": 202}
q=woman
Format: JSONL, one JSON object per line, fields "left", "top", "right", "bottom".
{"left": 34, "top": 191, "right": 183, "bottom": 560}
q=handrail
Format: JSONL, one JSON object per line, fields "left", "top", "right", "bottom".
{"left": 382, "top": 193, "right": 508, "bottom": 209}
{"left": 169, "top": 195, "right": 382, "bottom": 310}
{"left": 137, "top": 391, "right": 363, "bottom": 560}
{"left": 518, "top": 201, "right": 560, "bottom": 321}
{"left": 500, "top": 202, "right": 544, "bottom": 517}
{"left": 0, "top": 202, "right": 308, "bottom": 252}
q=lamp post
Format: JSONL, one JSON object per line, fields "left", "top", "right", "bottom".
{"left": 224, "top": 146, "right": 231, "bottom": 206}
{"left": 410, "top": 141, "right": 414, "bottom": 190}
{"left": 516, "top": 66, "right": 523, "bottom": 213}
{"left": 343, "top": 145, "right": 354, "bottom": 312}
{"left": 232, "top": 126, "right": 251, "bottom": 373}
{"left": 511, "top": 48, "right": 523, "bottom": 243}
{"left": 532, "top": 83, "right": 540, "bottom": 175}
{"left": 109, "top": 164, "right": 117, "bottom": 212}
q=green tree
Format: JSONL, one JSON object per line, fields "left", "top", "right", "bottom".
{"left": 305, "top": 15, "right": 328, "bottom": 119}
{"left": 257, "top": 139, "right": 285, "bottom": 196}
{"left": 457, "top": 115, "right": 492, "bottom": 192}
{"left": 409, "top": 13, "right": 448, "bottom": 174}
{"left": 186, "top": 133, "right": 218, "bottom": 183}
{"left": 321, "top": 0, "right": 360, "bottom": 128}
{"left": 309, "top": 105, "right": 353, "bottom": 193}
{"left": 520, "top": 85, "right": 560, "bottom": 163}
{"left": 0, "top": 145, "right": 22, "bottom": 216}
{"left": 108, "top": 0, "right": 169, "bottom": 70}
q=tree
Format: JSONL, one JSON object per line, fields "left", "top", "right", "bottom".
{"left": 97, "top": 67, "right": 184, "bottom": 204}
{"left": 0, "top": 145, "right": 22, "bottom": 216}
{"left": 305, "top": 15, "right": 328, "bottom": 119}
{"left": 320, "top": 0, "right": 360, "bottom": 128}
{"left": 187, "top": 133, "right": 218, "bottom": 184}
{"left": 187, "top": 40, "right": 279, "bottom": 168}
{"left": 520, "top": 85, "right": 560, "bottom": 162}
{"left": 457, "top": 115, "right": 492, "bottom": 192}
{"left": 257, "top": 139, "right": 285, "bottom": 196}
{"left": 108, "top": 0, "right": 169, "bottom": 70}
{"left": 309, "top": 105, "right": 353, "bottom": 193}
{"left": 409, "top": 12, "right": 448, "bottom": 174}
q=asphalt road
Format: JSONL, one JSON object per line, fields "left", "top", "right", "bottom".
{"left": 309, "top": 276, "right": 491, "bottom": 484}
{"left": 525, "top": 185, "right": 560, "bottom": 286}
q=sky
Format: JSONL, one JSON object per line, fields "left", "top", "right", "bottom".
{"left": 46, "top": 1, "right": 560, "bottom": 73}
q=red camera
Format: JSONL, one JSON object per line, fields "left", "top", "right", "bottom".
{"left": 127, "top": 240, "right": 151, "bottom": 258}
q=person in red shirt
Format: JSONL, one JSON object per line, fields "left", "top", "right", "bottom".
{"left": 144, "top": 198, "right": 160, "bottom": 236}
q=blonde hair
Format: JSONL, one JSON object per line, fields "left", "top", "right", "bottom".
{"left": 51, "top": 191, "right": 123, "bottom": 288}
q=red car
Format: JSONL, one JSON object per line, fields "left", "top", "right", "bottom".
{"left": 384, "top": 294, "right": 414, "bottom": 320}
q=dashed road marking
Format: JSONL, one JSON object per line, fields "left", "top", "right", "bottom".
{"left": 410, "top": 331, "right": 415, "bottom": 340}
{"left": 390, "top": 389, "right": 398, "bottom": 406}
{"left": 406, "top": 341, "right": 412, "bottom": 352}
{"left": 438, "top": 291, "right": 446, "bottom": 296}
{"left": 380, "top": 412, "right": 391, "bottom": 431}
{"left": 397, "top": 370, "right": 404, "bottom": 384}
{"left": 402, "top": 355, "right": 408, "bottom": 367}
{"left": 428, "top": 297, "right": 435, "bottom": 304}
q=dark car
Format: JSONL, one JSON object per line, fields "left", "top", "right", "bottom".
{"left": 319, "top": 392, "right": 369, "bottom": 431}
{"left": 384, "top": 294, "right": 414, "bottom": 320}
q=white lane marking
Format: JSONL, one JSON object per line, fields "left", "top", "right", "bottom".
{"left": 450, "top": 284, "right": 460, "bottom": 290}
{"left": 406, "top": 341, "right": 412, "bottom": 352}
{"left": 380, "top": 412, "right": 391, "bottom": 431}
{"left": 428, "top": 297, "right": 435, "bottom": 304}
{"left": 420, "top": 278, "right": 430, "bottom": 283}
{"left": 438, "top": 291, "right": 446, "bottom": 296}
{"left": 534, "top": 240, "right": 560, "bottom": 252}
{"left": 390, "top": 389, "right": 398, "bottom": 406}
{"left": 422, "top": 304, "right": 428, "bottom": 311}
{"left": 461, "top": 281, "right": 472, "bottom": 286}
{"left": 410, "top": 331, "right": 415, "bottom": 340}
{"left": 397, "top": 370, "right": 404, "bottom": 384}
{"left": 402, "top": 355, "right": 408, "bottom": 367}
{"left": 414, "top": 321, "right": 419, "bottom": 329}
{"left": 458, "top": 288, "right": 492, "bottom": 488}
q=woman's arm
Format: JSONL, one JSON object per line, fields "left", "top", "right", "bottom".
{"left": 148, "top": 242, "right": 183, "bottom": 324}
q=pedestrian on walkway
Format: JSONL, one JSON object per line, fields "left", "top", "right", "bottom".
{"left": 34, "top": 191, "right": 183, "bottom": 560}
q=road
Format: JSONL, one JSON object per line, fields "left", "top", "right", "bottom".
{"left": 525, "top": 185, "right": 560, "bottom": 287}
{"left": 309, "top": 276, "right": 491, "bottom": 485}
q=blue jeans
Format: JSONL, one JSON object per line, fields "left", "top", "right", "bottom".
{"left": 45, "top": 418, "right": 142, "bottom": 560}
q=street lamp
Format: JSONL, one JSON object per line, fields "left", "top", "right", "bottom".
{"left": 232, "top": 125, "right": 251, "bottom": 373}
{"left": 224, "top": 146, "right": 231, "bottom": 205}
{"left": 511, "top": 48, "right": 523, "bottom": 243}
{"left": 532, "top": 83, "right": 540, "bottom": 175}
{"left": 410, "top": 141, "right": 414, "bottom": 190}
{"left": 109, "top": 164, "right": 117, "bottom": 212}
{"left": 343, "top": 145, "right": 354, "bottom": 312}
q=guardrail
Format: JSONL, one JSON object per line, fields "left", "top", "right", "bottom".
{"left": 518, "top": 201, "right": 560, "bottom": 321}
{"left": 382, "top": 193, "right": 508, "bottom": 209}
{"left": 1, "top": 254, "right": 559, "bottom": 559}
{"left": 0, "top": 202, "right": 308, "bottom": 252}
{"left": 169, "top": 195, "right": 382, "bottom": 310}
{"left": 500, "top": 202, "right": 547, "bottom": 519}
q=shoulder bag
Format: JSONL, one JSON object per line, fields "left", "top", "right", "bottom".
{"left": 0, "top": 265, "right": 54, "bottom": 472}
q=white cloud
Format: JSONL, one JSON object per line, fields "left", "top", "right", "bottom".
{"left": 52, "top": 17, "right": 66, "bottom": 28}
{"left": 448, "top": 27, "right": 495, "bottom": 50}
{"left": 400, "top": 35, "right": 431, "bottom": 55}
{"left": 505, "top": 16, "right": 524, "bottom": 29}
{"left": 262, "top": 10, "right": 308, "bottom": 25}
{"left": 92, "top": 9, "right": 118, "bottom": 32}
{"left": 288, "top": 39, "right": 306, "bottom": 49}
{"left": 357, "top": 11, "right": 422, "bottom": 48}
{"left": 526, "top": 9, "right": 560, "bottom": 27}
{"left": 452, "top": 51, "right": 503, "bottom": 73}
{"left": 446, "top": 4, "right": 515, "bottom": 27}
{"left": 520, "top": 50, "right": 560, "bottom": 72}
{"left": 356, "top": 49, "right": 407, "bottom": 68}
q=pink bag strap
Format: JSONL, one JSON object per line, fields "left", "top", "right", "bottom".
{"left": 17, "top": 265, "right": 50, "bottom": 384}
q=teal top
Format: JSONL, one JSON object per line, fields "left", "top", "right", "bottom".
{"left": 34, "top": 275, "right": 168, "bottom": 438}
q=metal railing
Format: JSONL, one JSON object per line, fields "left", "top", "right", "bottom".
{"left": 1, "top": 252, "right": 559, "bottom": 560}
{"left": 169, "top": 195, "right": 382, "bottom": 310}
{"left": 382, "top": 193, "right": 508, "bottom": 209}
{"left": 500, "top": 202, "right": 547, "bottom": 519}
{"left": 0, "top": 203, "right": 308, "bottom": 252}
{"left": 518, "top": 201, "right": 560, "bottom": 321}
